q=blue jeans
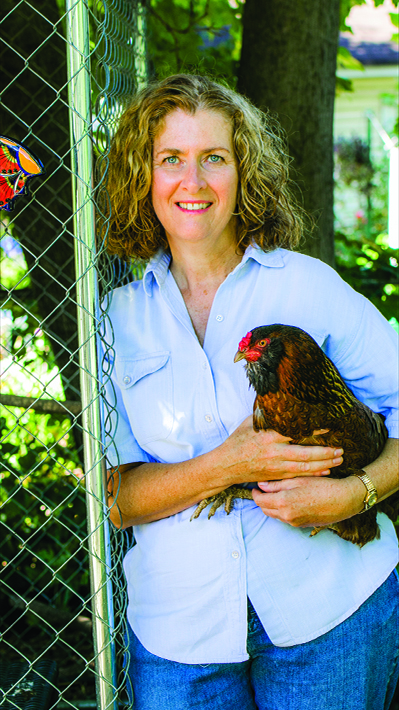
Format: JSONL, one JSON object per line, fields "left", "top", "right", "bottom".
{"left": 125, "top": 570, "right": 399, "bottom": 709}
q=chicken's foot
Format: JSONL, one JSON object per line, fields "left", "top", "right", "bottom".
{"left": 190, "top": 486, "right": 253, "bottom": 520}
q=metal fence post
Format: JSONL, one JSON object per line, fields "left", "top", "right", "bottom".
{"left": 65, "top": 1, "right": 117, "bottom": 708}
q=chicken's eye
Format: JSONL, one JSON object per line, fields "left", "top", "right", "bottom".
{"left": 257, "top": 339, "right": 270, "bottom": 348}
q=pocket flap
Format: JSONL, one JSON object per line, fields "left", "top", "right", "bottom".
{"left": 116, "top": 352, "right": 170, "bottom": 389}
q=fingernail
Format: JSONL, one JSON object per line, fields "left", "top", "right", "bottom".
{"left": 320, "top": 470, "right": 330, "bottom": 475}
{"left": 334, "top": 448, "right": 343, "bottom": 456}
{"left": 333, "top": 456, "right": 343, "bottom": 465}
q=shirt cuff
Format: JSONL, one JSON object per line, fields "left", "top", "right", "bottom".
{"left": 105, "top": 445, "right": 153, "bottom": 468}
{"left": 384, "top": 414, "right": 398, "bottom": 440}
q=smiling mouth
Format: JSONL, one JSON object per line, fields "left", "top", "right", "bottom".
{"left": 176, "top": 202, "right": 212, "bottom": 211}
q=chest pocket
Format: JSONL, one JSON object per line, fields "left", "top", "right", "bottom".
{"left": 115, "top": 351, "right": 173, "bottom": 444}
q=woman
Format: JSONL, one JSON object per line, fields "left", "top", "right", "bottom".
{"left": 104, "top": 74, "right": 399, "bottom": 710}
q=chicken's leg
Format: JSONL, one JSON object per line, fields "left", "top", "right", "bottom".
{"left": 191, "top": 486, "right": 253, "bottom": 520}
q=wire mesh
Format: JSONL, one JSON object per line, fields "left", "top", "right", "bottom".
{"left": 0, "top": 0, "right": 147, "bottom": 707}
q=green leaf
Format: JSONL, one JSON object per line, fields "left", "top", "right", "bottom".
{"left": 384, "top": 283, "right": 399, "bottom": 296}
{"left": 389, "top": 317, "right": 399, "bottom": 333}
{"left": 362, "top": 246, "right": 379, "bottom": 260}
{"left": 337, "top": 45, "right": 364, "bottom": 70}
{"left": 336, "top": 76, "right": 354, "bottom": 94}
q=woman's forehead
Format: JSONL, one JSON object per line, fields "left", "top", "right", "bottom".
{"left": 153, "top": 108, "right": 233, "bottom": 152}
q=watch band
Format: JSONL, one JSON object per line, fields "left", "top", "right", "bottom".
{"left": 352, "top": 471, "right": 378, "bottom": 514}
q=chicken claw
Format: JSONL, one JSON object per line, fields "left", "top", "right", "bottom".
{"left": 190, "top": 486, "right": 253, "bottom": 521}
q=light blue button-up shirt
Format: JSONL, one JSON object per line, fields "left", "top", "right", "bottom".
{"left": 104, "top": 246, "right": 398, "bottom": 663}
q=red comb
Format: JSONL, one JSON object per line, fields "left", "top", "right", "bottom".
{"left": 238, "top": 331, "right": 252, "bottom": 351}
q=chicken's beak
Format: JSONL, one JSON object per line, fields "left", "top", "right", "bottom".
{"left": 234, "top": 349, "right": 247, "bottom": 363}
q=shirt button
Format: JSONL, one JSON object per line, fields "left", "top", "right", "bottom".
{"left": 216, "top": 315, "right": 223, "bottom": 322}
{"left": 231, "top": 550, "right": 240, "bottom": 559}
{"left": 123, "top": 376, "right": 132, "bottom": 385}
{"left": 203, "top": 362, "right": 207, "bottom": 370}
{"left": 205, "top": 414, "right": 213, "bottom": 423}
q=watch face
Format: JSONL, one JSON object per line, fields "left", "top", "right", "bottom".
{"left": 367, "top": 492, "right": 378, "bottom": 508}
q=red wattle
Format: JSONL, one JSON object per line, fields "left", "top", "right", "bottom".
{"left": 244, "top": 348, "right": 262, "bottom": 362}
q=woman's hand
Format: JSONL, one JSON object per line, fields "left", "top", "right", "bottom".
{"left": 217, "top": 415, "right": 343, "bottom": 486}
{"left": 252, "top": 475, "right": 364, "bottom": 528}
{"left": 250, "top": 437, "right": 398, "bottom": 529}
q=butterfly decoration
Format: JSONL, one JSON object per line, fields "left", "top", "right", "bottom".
{"left": 0, "top": 136, "right": 45, "bottom": 211}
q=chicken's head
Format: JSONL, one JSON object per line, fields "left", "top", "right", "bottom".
{"left": 234, "top": 325, "right": 289, "bottom": 394}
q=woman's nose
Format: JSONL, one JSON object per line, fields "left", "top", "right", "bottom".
{"left": 180, "top": 161, "right": 207, "bottom": 192}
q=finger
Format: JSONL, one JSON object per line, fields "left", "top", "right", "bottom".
{"left": 251, "top": 488, "right": 283, "bottom": 516}
{"left": 252, "top": 486, "right": 277, "bottom": 506}
{"left": 258, "top": 480, "right": 293, "bottom": 492}
{"left": 252, "top": 489, "right": 320, "bottom": 526}
{"left": 267, "top": 457, "right": 341, "bottom": 477}
{"left": 284, "top": 444, "right": 343, "bottom": 461}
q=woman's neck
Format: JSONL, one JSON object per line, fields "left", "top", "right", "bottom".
{"left": 169, "top": 240, "right": 243, "bottom": 346}
{"left": 169, "top": 240, "right": 243, "bottom": 294}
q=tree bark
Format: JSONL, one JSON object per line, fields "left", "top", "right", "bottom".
{"left": 237, "top": 0, "right": 340, "bottom": 266}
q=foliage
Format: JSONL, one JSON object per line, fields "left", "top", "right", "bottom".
{"left": 0, "top": 233, "right": 64, "bottom": 398}
{"left": 336, "top": 231, "right": 399, "bottom": 324}
{"left": 335, "top": 157, "right": 399, "bottom": 324}
{"left": 0, "top": 231, "right": 84, "bottom": 554}
{"left": 146, "top": 0, "right": 399, "bottom": 85}
{"left": 146, "top": 0, "right": 397, "bottom": 87}
{"left": 0, "top": 233, "right": 93, "bottom": 698}
{"left": 0, "top": 408, "right": 86, "bottom": 603}
{"left": 146, "top": 0, "right": 243, "bottom": 83}
{"left": 334, "top": 137, "right": 374, "bottom": 193}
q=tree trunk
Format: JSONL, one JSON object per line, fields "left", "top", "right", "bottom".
{"left": 237, "top": 0, "right": 340, "bottom": 266}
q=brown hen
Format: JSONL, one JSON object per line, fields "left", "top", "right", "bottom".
{"left": 192, "top": 324, "right": 398, "bottom": 547}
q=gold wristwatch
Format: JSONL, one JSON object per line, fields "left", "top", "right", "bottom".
{"left": 352, "top": 471, "right": 378, "bottom": 513}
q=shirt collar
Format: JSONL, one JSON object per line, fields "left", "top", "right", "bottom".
{"left": 143, "top": 245, "right": 285, "bottom": 296}
{"left": 143, "top": 250, "right": 172, "bottom": 296}
{"left": 236, "top": 244, "right": 286, "bottom": 271}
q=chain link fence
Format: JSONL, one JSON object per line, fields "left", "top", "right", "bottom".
{"left": 1, "top": 0, "right": 147, "bottom": 706}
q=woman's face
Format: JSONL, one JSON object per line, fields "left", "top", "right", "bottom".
{"left": 152, "top": 108, "right": 238, "bottom": 252}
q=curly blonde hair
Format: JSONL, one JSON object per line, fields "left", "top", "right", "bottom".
{"left": 104, "top": 74, "right": 304, "bottom": 261}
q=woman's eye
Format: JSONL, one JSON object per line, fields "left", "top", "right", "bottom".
{"left": 164, "top": 156, "right": 179, "bottom": 164}
{"left": 207, "top": 154, "right": 223, "bottom": 163}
